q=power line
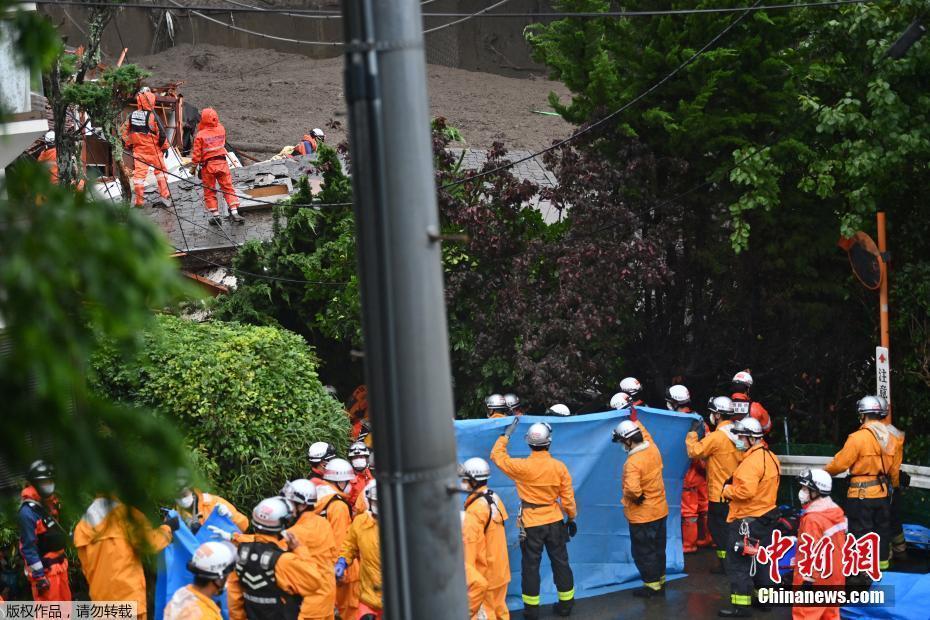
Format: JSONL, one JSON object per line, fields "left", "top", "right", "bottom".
{"left": 173, "top": 242, "right": 351, "bottom": 285}
{"left": 423, "top": 0, "right": 515, "bottom": 35}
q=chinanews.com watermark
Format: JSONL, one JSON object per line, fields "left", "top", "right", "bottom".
{"left": 757, "top": 586, "right": 890, "bottom": 607}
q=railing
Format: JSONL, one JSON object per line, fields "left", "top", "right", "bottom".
{"left": 777, "top": 454, "right": 930, "bottom": 490}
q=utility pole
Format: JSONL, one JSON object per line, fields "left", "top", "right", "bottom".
{"left": 341, "top": 0, "right": 468, "bottom": 618}
{"left": 877, "top": 212, "right": 892, "bottom": 420}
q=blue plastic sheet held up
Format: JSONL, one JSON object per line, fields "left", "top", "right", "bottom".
{"left": 155, "top": 510, "right": 240, "bottom": 620}
{"left": 454, "top": 407, "right": 700, "bottom": 608}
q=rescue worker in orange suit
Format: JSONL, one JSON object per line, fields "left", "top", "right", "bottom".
{"left": 282, "top": 480, "right": 337, "bottom": 620}
{"left": 121, "top": 88, "right": 172, "bottom": 208}
{"left": 879, "top": 395, "right": 908, "bottom": 559}
{"left": 347, "top": 441, "right": 373, "bottom": 508}
{"left": 316, "top": 458, "right": 360, "bottom": 620}
{"left": 164, "top": 541, "right": 236, "bottom": 620}
{"left": 37, "top": 131, "right": 59, "bottom": 184}
{"left": 18, "top": 461, "right": 70, "bottom": 602}
{"left": 719, "top": 417, "right": 781, "bottom": 618}
{"left": 666, "top": 385, "right": 710, "bottom": 553}
{"left": 307, "top": 441, "right": 337, "bottom": 487}
{"left": 191, "top": 108, "right": 244, "bottom": 225}
{"left": 612, "top": 420, "right": 669, "bottom": 598}
{"left": 73, "top": 497, "right": 175, "bottom": 620}
{"left": 292, "top": 128, "right": 325, "bottom": 157}
{"left": 486, "top": 393, "right": 510, "bottom": 419}
{"left": 685, "top": 396, "right": 746, "bottom": 573}
{"left": 460, "top": 457, "right": 511, "bottom": 619}
{"left": 730, "top": 371, "right": 772, "bottom": 436}
{"left": 491, "top": 419, "right": 577, "bottom": 619}
{"left": 824, "top": 395, "right": 900, "bottom": 580}
{"left": 791, "top": 469, "right": 847, "bottom": 620}
{"left": 174, "top": 470, "right": 249, "bottom": 533}
{"left": 227, "top": 497, "right": 327, "bottom": 620}
{"left": 337, "top": 480, "right": 382, "bottom": 620}
{"left": 347, "top": 385, "right": 369, "bottom": 440}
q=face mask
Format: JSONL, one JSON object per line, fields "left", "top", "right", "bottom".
{"left": 178, "top": 493, "right": 195, "bottom": 509}
{"left": 733, "top": 438, "right": 747, "bottom": 452}
{"left": 798, "top": 488, "right": 811, "bottom": 505}
{"left": 459, "top": 480, "right": 471, "bottom": 493}
{"left": 351, "top": 458, "right": 368, "bottom": 471}
{"left": 37, "top": 482, "right": 55, "bottom": 497}
{"left": 666, "top": 401, "right": 674, "bottom": 411}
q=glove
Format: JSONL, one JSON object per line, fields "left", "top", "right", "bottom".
{"left": 689, "top": 420, "right": 701, "bottom": 434}
{"left": 162, "top": 509, "right": 181, "bottom": 532}
{"left": 190, "top": 522, "right": 202, "bottom": 535}
{"left": 35, "top": 575, "right": 50, "bottom": 593}
{"left": 207, "top": 525, "right": 232, "bottom": 541}
{"left": 634, "top": 494, "right": 646, "bottom": 505}
{"left": 216, "top": 503, "right": 231, "bottom": 518}
{"left": 565, "top": 520, "right": 577, "bottom": 538}
{"left": 335, "top": 557, "right": 348, "bottom": 581}
{"left": 900, "top": 471, "right": 911, "bottom": 490}
{"left": 502, "top": 417, "right": 519, "bottom": 439}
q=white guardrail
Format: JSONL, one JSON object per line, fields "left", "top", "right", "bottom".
{"left": 777, "top": 455, "right": 930, "bottom": 490}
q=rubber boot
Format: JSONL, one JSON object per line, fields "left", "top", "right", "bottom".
{"left": 208, "top": 212, "right": 222, "bottom": 226}
{"left": 523, "top": 604, "right": 540, "bottom": 620}
{"left": 682, "top": 516, "right": 699, "bottom": 553}
{"left": 633, "top": 586, "right": 665, "bottom": 598}
{"left": 553, "top": 599, "right": 574, "bottom": 616}
{"left": 718, "top": 606, "right": 751, "bottom": 617}
{"left": 697, "top": 512, "right": 714, "bottom": 547}
{"left": 229, "top": 208, "right": 245, "bottom": 224}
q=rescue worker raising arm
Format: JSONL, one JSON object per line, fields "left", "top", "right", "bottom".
{"left": 823, "top": 395, "right": 899, "bottom": 579}
{"left": 685, "top": 396, "right": 746, "bottom": 573}
{"left": 337, "top": 480, "right": 383, "bottom": 620}
{"left": 190, "top": 108, "right": 244, "bottom": 226}
{"left": 164, "top": 541, "right": 237, "bottom": 620}
{"left": 73, "top": 497, "right": 175, "bottom": 620}
{"left": 612, "top": 420, "right": 669, "bottom": 598}
{"left": 18, "top": 461, "right": 70, "bottom": 602}
{"left": 491, "top": 419, "right": 576, "bottom": 619}
{"left": 610, "top": 392, "right": 653, "bottom": 444}
{"left": 226, "top": 498, "right": 326, "bottom": 620}
{"left": 719, "top": 418, "right": 781, "bottom": 618}
{"left": 459, "top": 457, "right": 511, "bottom": 620}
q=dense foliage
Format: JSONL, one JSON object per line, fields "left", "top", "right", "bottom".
{"left": 92, "top": 314, "right": 349, "bottom": 510}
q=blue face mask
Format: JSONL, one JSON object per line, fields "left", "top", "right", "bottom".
{"left": 734, "top": 438, "right": 748, "bottom": 452}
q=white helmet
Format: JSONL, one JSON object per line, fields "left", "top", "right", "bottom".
{"left": 798, "top": 468, "right": 832, "bottom": 495}
{"left": 43, "top": 131, "right": 55, "bottom": 145}
{"left": 546, "top": 403, "right": 571, "bottom": 417}
{"left": 857, "top": 395, "right": 886, "bottom": 418}
{"left": 324, "top": 385, "right": 338, "bottom": 398}
{"left": 619, "top": 377, "right": 642, "bottom": 397}
{"left": 610, "top": 392, "right": 633, "bottom": 411}
{"left": 459, "top": 457, "right": 491, "bottom": 483}
{"left": 708, "top": 395, "right": 736, "bottom": 418}
{"left": 323, "top": 458, "right": 355, "bottom": 482}
{"left": 525, "top": 422, "right": 552, "bottom": 447}
{"left": 732, "top": 417, "right": 764, "bottom": 438}
{"left": 504, "top": 393, "right": 521, "bottom": 409}
{"left": 187, "top": 541, "right": 237, "bottom": 580}
{"left": 311, "top": 127, "right": 325, "bottom": 140}
{"left": 485, "top": 393, "right": 507, "bottom": 412}
{"left": 308, "top": 441, "right": 336, "bottom": 465}
{"left": 732, "top": 371, "right": 754, "bottom": 388}
{"left": 251, "top": 497, "right": 293, "bottom": 533}
{"left": 665, "top": 384, "right": 691, "bottom": 408}
{"left": 611, "top": 419, "right": 641, "bottom": 443}
{"left": 875, "top": 395, "right": 889, "bottom": 413}
{"left": 364, "top": 479, "right": 378, "bottom": 516}
{"left": 282, "top": 479, "right": 317, "bottom": 507}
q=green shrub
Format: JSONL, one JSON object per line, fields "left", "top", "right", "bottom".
{"left": 93, "top": 315, "right": 349, "bottom": 511}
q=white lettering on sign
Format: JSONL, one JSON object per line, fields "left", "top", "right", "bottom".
{"left": 876, "top": 346, "right": 890, "bottom": 403}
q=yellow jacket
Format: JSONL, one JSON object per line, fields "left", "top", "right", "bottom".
{"left": 342, "top": 511, "right": 382, "bottom": 611}
{"left": 490, "top": 436, "right": 577, "bottom": 527}
{"left": 164, "top": 584, "right": 223, "bottom": 620}
{"left": 825, "top": 421, "right": 899, "bottom": 498}
{"left": 185, "top": 490, "right": 249, "bottom": 533}
{"left": 226, "top": 534, "right": 326, "bottom": 620}
{"left": 685, "top": 420, "right": 744, "bottom": 502}
{"left": 286, "top": 510, "right": 337, "bottom": 619}
{"left": 722, "top": 443, "right": 781, "bottom": 521}
{"left": 314, "top": 481, "right": 359, "bottom": 584}
{"left": 73, "top": 498, "right": 173, "bottom": 620}
{"left": 622, "top": 441, "right": 669, "bottom": 524}
{"left": 462, "top": 489, "right": 511, "bottom": 589}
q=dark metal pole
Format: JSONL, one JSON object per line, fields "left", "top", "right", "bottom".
{"left": 341, "top": 0, "right": 468, "bottom": 617}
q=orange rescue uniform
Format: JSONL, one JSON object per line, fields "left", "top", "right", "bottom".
{"left": 183, "top": 489, "right": 249, "bottom": 533}
{"left": 121, "top": 91, "right": 170, "bottom": 207}
{"left": 315, "top": 481, "right": 359, "bottom": 620}
{"left": 622, "top": 441, "right": 669, "bottom": 524}
{"left": 490, "top": 436, "right": 577, "bottom": 527}
{"left": 722, "top": 443, "right": 781, "bottom": 521}
{"left": 164, "top": 584, "right": 223, "bottom": 620}
{"left": 191, "top": 108, "right": 238, "bottom": 215}
{"left": 37, "top": 147, "right": 58, "bottom": 183}
{"left": 342, "top": 511, "right": 382, "bottom": 613}
{"left": 348, "top": 469, "right": 373, "bottom": 509}
{"left": 73, "top": 498, "right": 173, "bottom": 620}
{"left": 824, "top": 421, "right": 898, "bottom": 500}
{"left": 685, "top": 420, "right": 744, "bottom": 503}
{"left": 463, "top": 489, "right": 511, "bottom": 620}
{"left": 791, "top": 497, "right": 847, "bottom": 620}
{"left": 285, "top": 510, "right": 337, "bottom": 620}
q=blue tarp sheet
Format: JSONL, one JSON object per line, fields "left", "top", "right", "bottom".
{"left": 454, "top": 407, "right": 699, "bottom": 609}
{"left": 840, "top": 571, "right": 930, "bottom": 619}
{"left": 155, "top": 510, "right": 241, "bottom": 620}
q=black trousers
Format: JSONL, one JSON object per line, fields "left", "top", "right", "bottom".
{"left": 709, "top": 501, "right": 730, "bottom": 559}
{"left": 520, "top": 520, "right": 574, "bottom": 603}
{"left": 726, "top": 512, "right": 776, "bottom": 607}
{"left": 630, "top": 517, "right": 667, "bottom": 588}
{"left": 889, "top": 488, "right": 905, "bottom": 550}
{"left": 846, "top": 496, "right": 891, "bottom": 574}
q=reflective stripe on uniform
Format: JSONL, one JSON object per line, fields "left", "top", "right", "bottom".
{"left": 731, "top": 594, "right": 752, "bottom": 606}
{"left": 521, "top": 594, "right": 540, "bottom": 605}
{"left": 659, "top": 575, "right": 667, "bottom": 585}
{"left": 822, "top": 519, "right": 848, "bottom": 538}
{"left": 879, "top": 560, "right": 890, "bottom": 570}
{"left": 557, "top": 588, "right": 574, "bottom": 601}
{"left": 643, "top": 580, "right": 663, "bottom": 591}
{"left": 716, "top": 549, "right": 727, "bottom": 559}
